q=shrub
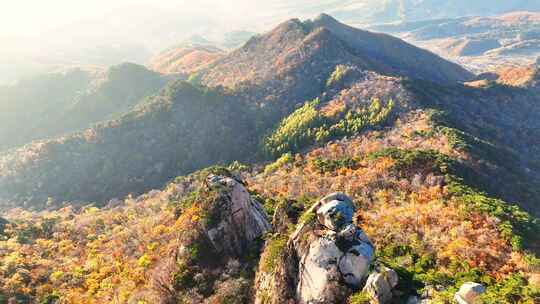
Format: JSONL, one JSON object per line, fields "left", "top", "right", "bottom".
{"left": 40, "top": 293, "right": 60, "bottom": 304}
{"left": 264, "top": 98, "right": 325, "bottom": 157}
{"left": 259, "top": 235, "right": 288, "bottom": 274}
{"left": 367, "top": 148, "right": 451, "bottom": 176}
{"left": 138, "top": 254, "right": 152, "bottom": 268}
{"left": 348, "top": 291, "right": 371, "bottom": 304}
{"left": 264, "top": 153, "right": 293, "bottom": 174}
{"left": 326, "top": 65, "right": 352, "bottom": 88}
{"left": 311, "top": 156, "right": 361, "bottom": 173}
{"left": 173, "top": 263, "right": 196, "bottom": 290}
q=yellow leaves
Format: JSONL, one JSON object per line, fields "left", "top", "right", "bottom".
{"left": 374, "top": 157, "right": 395, "bottom": 171}
{"left": 320, "top": 98, "right": 346, "bottom": 118}
{"left": 85, "top": 258, "right": 100, "bottom": 272}
{"left": 442, "top": 237, "right": 471, "bottom": 259}
{"left": 84, "top": 207, "right": 100, "bottom": 215}
{"left": 58, "top": 239, "right": 75, "bottom": 255}
{"left": 174, "top": 205, "right": 203, "bottom": 230}
{"left": 152, "top": 224, "right": 170, "bottom": 235}
{"left": 373, "top": 189, "right": 392, "bottom": 206}
{"left": 85, "top": 277, "right": 101, "bottom": 295}
{"left": 4, "top": 251, "right": 24, "bottom": 267}
{"left": 191, "top": 214, "right": 201, "bottom": 223}
{"left": 137, "top": 254, "right": 152, "bottom": 268}
{"left": 0, "top": 188, "right": 185, "bottom": 302}
{"left": 49, "top": 270, "right": 64, "bottom": 283}
{"left": 127, "top": 212, "right": 137, "bottom": 221}
{"left": 147, "top": 242, "right": 159, "bottom": 251}
{"left": 7, "top": 272, "right": 25, "bottom": 287}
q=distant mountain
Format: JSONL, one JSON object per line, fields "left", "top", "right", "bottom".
{"left": 305, "top": 0, "right": 540, "bottom": 24}
{"left": 0, "top": 43, "right": 153, "bottom": 86}
{"left": 0, "top": 82, "right": 259, "bottom": 206}
{"left": 493, "top": 63, "right": 540, "bottom": 88}
{"left": 0, "top": 14, "right": 472, "bottom": 208}
{"left": 197, "top": 14, "right": 472, "bottom": 114}
{"left": 370, "top": 11, "right": 540, "bottom": 71}
{"left": 0, "top": 69, "right": 95, "bottom": 149}
{"left": 148, "top": 44, "right": 224, "bottom": 75}
{"left": 220, "top": 30, "right": 258, "bottom": 49}
{"left": 147, "top": 31, "right": 257, "bottom": 76}
{"left": 0, "top": 63, "right": 170, "bottom": 151}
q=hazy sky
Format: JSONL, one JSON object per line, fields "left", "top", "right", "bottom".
{"left": 1, "top": 0, "right": 539, "bottom": 84}
{"left": 0, "top": 0, "right": 341, "bottom": 84}
{"left": 3, "top": 0, "right": 539, "bottom": 54}
{"left": 0, "top": 1, "right": 307, "bottom": 52}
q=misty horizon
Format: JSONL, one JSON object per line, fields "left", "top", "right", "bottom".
{"left": 2, "top": 1, "right": 540, "bottom": 85}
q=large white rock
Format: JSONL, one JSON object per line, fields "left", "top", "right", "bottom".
{"left": 297, "top": 237, "right": 343, "bottom": 303}
{"left": 454, "top": 282, "right": 486, "bottom": 304}
{"left": 362, "top": 267, "right": 399, "bottom": 304}
{"left": 296, "top": 193, "right": 375, "bottom": 304}
{"left": 338, "top": 239, "right": 374, "bottom": 286}
{"left": 316, "top": 199, "right": 354, "bottom": 231}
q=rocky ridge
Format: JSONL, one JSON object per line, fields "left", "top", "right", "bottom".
{"left": 255, "top": 192, "right": 388, "bottom": 304}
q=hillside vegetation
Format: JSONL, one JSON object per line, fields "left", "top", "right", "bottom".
{"left": 0, "top": 82, "right": 259, "bottom": 207}
{"left": 0, "top": 14, "right": 538, "bottom": 304}
{"left": 0, "top": 63, "right": 170, "bottom": 151}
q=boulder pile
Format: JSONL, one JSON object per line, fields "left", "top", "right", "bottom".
{"left": 255, "top": 192, "right": 391, "bottom": 304}
{"left": 292, "top": 193, "right": 375, "bottom": 303}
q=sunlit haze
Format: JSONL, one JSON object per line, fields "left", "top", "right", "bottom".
{"left": 1, "top": 0, "right": 539, "bottom": 84}
{"left": 0, "top": 0, "right": 336, "bottom": 83}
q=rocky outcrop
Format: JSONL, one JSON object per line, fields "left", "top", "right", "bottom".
{"left": 255, "top": 192, "right": 375, "bottom": 304}
{"left": 294, "top": 193, "right": 374, "bottom": 303}
{"left": 150, "top": 173, "right": 271, "bottom": 303}
{"left": 454, "top": 282, "right": 486, "bottom": 304}
{"left": 205, "top": 174, "right": 271, "bottom": 257}
{"left": 362, "top": 266, "right": 399, "bottom": 304}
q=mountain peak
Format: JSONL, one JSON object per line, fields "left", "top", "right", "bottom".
{"left": 312, "top": 13, "right": 339, "bottom": 25}
{"left": 200, "top": 14, "right": 472, "bottom": 88}
{"left": 302, "top": 13, "right": 341, "bottom": 32}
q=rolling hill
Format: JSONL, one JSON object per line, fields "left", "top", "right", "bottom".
{"left": 0, "top": 63, "right": 170, "bottom": 151}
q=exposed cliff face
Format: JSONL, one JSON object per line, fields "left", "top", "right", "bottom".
{"left": 255, "top": 192, "right": 375, "bottom": 304}
{"left": 205, "top": 174, "right": 271, "bottom": 257}
{"left": 149, "top": 172, "right": 271, "bottom": 304}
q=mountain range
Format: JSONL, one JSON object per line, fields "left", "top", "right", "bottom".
{"left": 279, "top": 0, "right": 540, "bottom": 25}
{"left": 0, "top": 13, "right": 538, "bottom": 304}
{"left": 0, "top": 14, "right": 474, "bottom": 207}
{"left": 371, "top": 11, "right": 540, "bottom": 72}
